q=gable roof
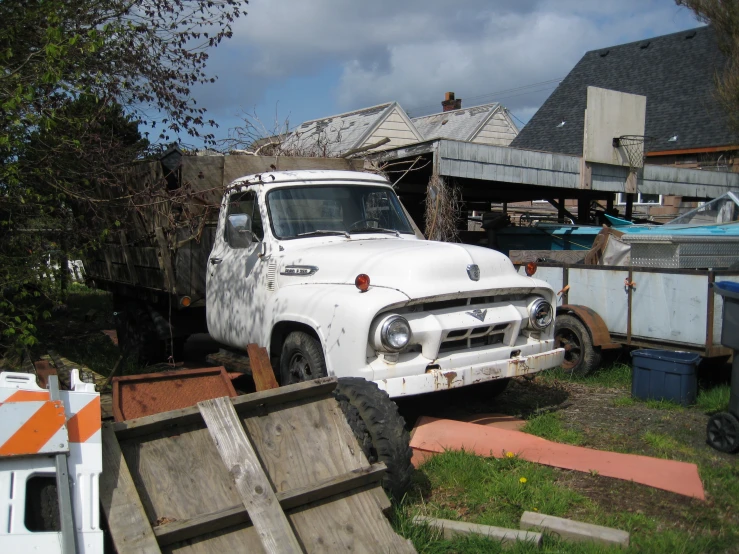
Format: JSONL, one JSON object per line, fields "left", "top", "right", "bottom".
{"left": 511, "top": 26, "right": 738, "bottom": 156}
{"left": 412, "top": 103, "right": 506, "bottom": 141}
{"left": 288, "top": 102, "right": 421, "bottom": 156}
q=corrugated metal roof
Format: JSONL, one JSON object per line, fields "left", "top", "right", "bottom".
{"left": 288, "top": 103, "right": 394, "bottom": 156}
{"left": 412, "top": 103, "right": 501, "bottom": 141}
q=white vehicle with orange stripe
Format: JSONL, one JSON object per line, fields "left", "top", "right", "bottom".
{"left": 0, "top": 370, "right": 102, "bottom": 553}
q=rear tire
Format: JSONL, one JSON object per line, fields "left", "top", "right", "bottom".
{"left": 333, "top": 377, "right": 413, "bottom": 500}
{"left": 114, "top": 302, "right": 173, "bottom": 365}
{"left": 279, "top": 331, "right": 327, "bottom": 385}
{"left": 555, "top": 314, "right": 601, "bottom": 376}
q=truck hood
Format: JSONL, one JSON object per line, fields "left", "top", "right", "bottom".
{"left": 276, "top": 238, "right": 543, "bottom": 299}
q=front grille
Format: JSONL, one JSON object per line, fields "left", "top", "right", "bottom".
{"left": 419, "top": 294, "right": 525, "bottom": 312}
{"left": 438, "top": 325, "right": 508, "bottom": 354}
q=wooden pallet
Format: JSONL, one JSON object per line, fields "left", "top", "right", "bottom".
{"left": 100, "top": 377, "right": 415, "bottom": 553}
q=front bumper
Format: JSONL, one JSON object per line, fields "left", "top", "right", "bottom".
{"left": 374, "top": 346, "right": 564, "bottom": 398}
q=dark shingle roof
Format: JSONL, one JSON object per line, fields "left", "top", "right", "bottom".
{"left": 511, "top": 26, "right": 737, "bottom": 156}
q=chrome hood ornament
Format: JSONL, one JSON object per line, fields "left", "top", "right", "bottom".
{"left": 467, "top": 309, "right": 487, "bottom": 322}
{"left": 467, "top": 264, "right": 480, "bottom": 281}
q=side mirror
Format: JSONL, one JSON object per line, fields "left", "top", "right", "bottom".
{"left": 227, "top": 213, "right": 253, "bottom": 248}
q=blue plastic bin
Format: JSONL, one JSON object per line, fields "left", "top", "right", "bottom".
{"left": 631, "top": 349, "right": 701, "bottom": 406}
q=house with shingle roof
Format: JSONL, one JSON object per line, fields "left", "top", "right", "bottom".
{"left": 412, "top": 96, "right": 518, "bottom": 146}
{"left": 510, "top": 25, "right": 739, "bottom": 221}
{"left": 286, "top": 102, "right": 424, "bottom": 157}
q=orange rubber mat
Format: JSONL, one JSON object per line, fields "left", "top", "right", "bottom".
{"left": 410, "top": 416, "right": 705, "bottom": 500}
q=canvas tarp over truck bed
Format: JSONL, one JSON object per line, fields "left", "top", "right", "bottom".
{"left": 85, "top": 155, "right": 366, "bottom": 304}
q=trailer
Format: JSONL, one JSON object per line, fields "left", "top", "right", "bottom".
{"left": 517, "top": 262, "right": 739, "bottom": 375}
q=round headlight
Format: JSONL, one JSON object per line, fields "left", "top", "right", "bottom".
{"left": 381, "top": 316, "right": 411, "bottom": 351}
{"left": 529, "top": 298, "right": 554, "bottom": 330}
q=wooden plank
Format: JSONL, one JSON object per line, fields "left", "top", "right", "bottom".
{"left": 103, "top": 249, "right": 114, "bottom": 281}
{"left": 154, "top": 463, "right": 386, "bottom": 546}
{"left": 414, "top": 516, "right": 542, "bottom": 547}
{"left": 520, "top": 511, "right": 629, "bottom": 548}
{"left": 198, "top": 396, "right": 303, "bottom": 554}
{"left": 114, "top": 377, "right": 337, "bottom": 440}
{"left": 120, "top": 230, "right": 139, "bottom": 284}
{"left": 155, "top": 226, "right": 177, "bottom": 294}
{"left": 246, "top": 344, "right": 279, "bottom": 391}
{"left": 100, "top": 424, "right": 162, "bottom": 554}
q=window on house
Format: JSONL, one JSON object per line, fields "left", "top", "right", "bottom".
{"left": 617, "top": 193, "right": 662, "bottom": 205}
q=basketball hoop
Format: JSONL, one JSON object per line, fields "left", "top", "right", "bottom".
{"left": 612, "top": 135, "right": 652, "bottom": 173}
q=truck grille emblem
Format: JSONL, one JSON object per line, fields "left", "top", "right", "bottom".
{"left": 467, "top": 264, "right": 480, "bottom": 281}
{"left": 467, "top": 309, "right": 487, "bottom": 322}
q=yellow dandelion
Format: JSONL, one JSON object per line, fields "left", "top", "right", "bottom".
{"left": 533, "top": 507, "right": 539, "bottom": 512}
{"left": 506, "top": 451, "right": 515, "bottom": 458}
{"left": 519, "top": 477, "right": 527, "bottom": 484}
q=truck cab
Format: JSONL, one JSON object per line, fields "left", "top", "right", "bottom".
{"left": 206, "top": 170, "right": 564, "bottom": 397}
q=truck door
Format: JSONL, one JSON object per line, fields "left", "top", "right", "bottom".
{"left": 206, "top": 188, "right": 266, "bottom": 347}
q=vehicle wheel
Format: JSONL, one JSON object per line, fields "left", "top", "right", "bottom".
{"left": 279, "top": 331, "right": 328, "bottom": 385}
{"left": 706, "top": 412, "right": 739, "bottom": 453}
{"left": 555, "top": 314, "right": 601, "bottom": 376}
{"left": 333, "top": 377, "right": 413, "bottom": 500}
{"left": 115, "top": 303, "right": 169, "bottom": 365}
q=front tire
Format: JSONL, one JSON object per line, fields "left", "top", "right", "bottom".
{"left": 333, "top": 377, "right": 413, "bottom": 500}
{"left": 555, "top": 314, "right": 601, "bottom": 376}
{"left": 279, "top": 331, "right": 327, "bottom": 385}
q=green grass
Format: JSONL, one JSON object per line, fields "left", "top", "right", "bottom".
{"left": 394, "top": 450, "right": 735, "bottom": 553}
{"left": 644, "top": 398, "right": 685, "bottom": 411}
{"left": 696, "top": 385, "right": 730, "bottom": 414}
{"left": 612, "top": 395, "right": 636, "bottom": 407}
{"left": 521, "top": 412, "right": 584, "bottom": 445}
{"left": 641, "top": 431, "right": 695, "bottom": 458}
{"left": 537, "top": 362, "right": 632, "bottom": 389}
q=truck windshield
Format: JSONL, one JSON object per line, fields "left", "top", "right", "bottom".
{"left": 267, "top": 185, "right": 414, "bottom": 240}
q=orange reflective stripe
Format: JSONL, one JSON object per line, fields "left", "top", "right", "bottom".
{"left": 67, "top": 396, "right": 101, "bottom": 443}
{"left": 1, "top": 390, "right": 49, "bottom": 404}
{"left": 0, "top": 401, "right": 66, "bottom": 456}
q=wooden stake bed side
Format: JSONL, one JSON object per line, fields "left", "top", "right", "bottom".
{"left": 100, "top": 378, "right": 415, "bottom": 554}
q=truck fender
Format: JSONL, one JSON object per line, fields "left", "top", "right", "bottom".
{"left": 556, "top": 304, "right": 619, "bottom": 349}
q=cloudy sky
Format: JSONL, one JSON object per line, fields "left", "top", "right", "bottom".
{"left": 186, "top": 0, "right": 701, "bottom": 146}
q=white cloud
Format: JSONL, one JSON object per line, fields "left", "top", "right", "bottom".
{"left": 193, "top": 0, "right": 700, "bottom": 134}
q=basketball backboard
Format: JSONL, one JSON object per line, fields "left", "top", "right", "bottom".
{"left": 583, "top": 87, "right": 647, "bottom": 167}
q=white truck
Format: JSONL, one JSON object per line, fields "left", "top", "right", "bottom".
{"left": 86, "top": 158, "right": 564, "bottom": 497}
{"left": 206, "top": 169, "right": 564, "bottom": 396}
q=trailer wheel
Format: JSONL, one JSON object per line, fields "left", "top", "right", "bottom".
{"left": 706, "top": 412, "right": 739, "bottom": 453}
{"left": 279, "top": 331, "right": 328, "bottom": 385}
{"left": 333, "top": 377, "right": 413, "bottom": 500}
{"left": 555, "top": 314, "right": 601, "bottom": 376}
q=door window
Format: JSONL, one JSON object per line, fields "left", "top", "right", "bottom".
{"left": 225, "top": 191, "right": 265, "bottom": 247}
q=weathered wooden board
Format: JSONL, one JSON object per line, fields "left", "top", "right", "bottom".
{"left": 199, "top": 397, "right": 303, "bottom": 553}
{"left": 111, "top": 378, "right": 414, "bottom": 553}
{"left": 100, "top": 424, "right": 162, "bottom": 554}
{"left": 246, "top": 344, "right": 279, "bottom": 391}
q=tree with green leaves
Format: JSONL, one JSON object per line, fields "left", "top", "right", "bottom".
{"left": 676, "top": 0, "right": 739, "bottom": 131}
{"left": 0, "top": 0, "right": 248, "bottom": 353}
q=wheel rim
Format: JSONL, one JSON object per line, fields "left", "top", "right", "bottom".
{"left": 555, "top": 327, "right": 582, "bottom": 370}
{"left": 707, "top": 414, "right": 738, "bottom": 451}
{"left": 287, "top": 352, "right": 313, "bottom": 383}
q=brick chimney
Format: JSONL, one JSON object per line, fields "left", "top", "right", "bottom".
{"left": 441, "top": 92, "right": 462, "bottom": 112}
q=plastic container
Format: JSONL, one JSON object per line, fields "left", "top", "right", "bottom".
{"left": 631, "top": 349, "right": 701, "bottom": 406}
{"left": 714, "top": 281, "right": 739, "bottom": 350}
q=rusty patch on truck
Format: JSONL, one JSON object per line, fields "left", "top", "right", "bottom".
{"left": 444, "top": 371, "right": 457, "bottom": 388}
